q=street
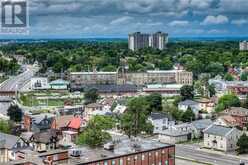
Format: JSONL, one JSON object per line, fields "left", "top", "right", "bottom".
{"left": 176, "top": 144, "right": 248, "bottom": 165}
{"left": 0, "top": 65, "right": 38, "bottom": 92}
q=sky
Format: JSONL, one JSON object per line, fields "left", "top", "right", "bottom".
{"left": 2, "top": 0, "right": 248, "bottom": 39}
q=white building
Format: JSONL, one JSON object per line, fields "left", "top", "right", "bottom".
{"left": 149, "top": 32, "right": 168, "bottom": 50}
{"left": 240, "top": 41, "right": 248, "bottom": 51}
{"left": 203, "top": 125, "right": 242, "bottom": 152}
{"left": 31, "top": 77, "right": 49, "bottom": 90}
{"left": 148, "top": 112, "right": 175, "bottom": 134}
{"left": 178, "top": 100, "right": 200, "bottom": 117}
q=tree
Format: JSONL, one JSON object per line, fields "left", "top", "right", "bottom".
{"left": 181, "top": 107, "right": 195, "bottom": 122}
{"left": 224, "top": 73, "right": 234, "bottom": 81}
{"left": 215, "top": 94, "right": 241, "bottom": 112}
{"left": 146, "top": 93, "right": 162, "bottom": 112}
{"left": 76, "top": 116, "right": 115, "bottom": 147}
{"left": 237, "top": 134, "right": 248, "bottom": 154}
{"left": 243, "top": 95, "right": 248, "bottom": 109}
{"left": 180, "top": 85, "right": 194, "bottom": 101}
{"left": 84, "top": 88, "right": 99, "bottom": 105}
{"left": 7, "top": 105, "right": 23, "bottom": 122}
{"left": 0, "top": 120, "right": 12, "bottom": 134}
{"left": 240, "top": 72, "right": 248, "bottom": 81}
{"left": 206, "top": 62, "right": 224, "bottom": 77}
{"left": 120, "top": 97, "right": 152, "bottom": 137}
{"left": 208, "top": 84, "right": 216, "bottom": 97}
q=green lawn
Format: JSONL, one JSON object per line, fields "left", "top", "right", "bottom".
{"left": 19, "top": 91, "right": 84, "bottom": 107}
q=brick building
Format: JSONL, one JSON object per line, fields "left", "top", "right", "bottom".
{"left": 222, "top": 107, "right": 248, "bottom": 128}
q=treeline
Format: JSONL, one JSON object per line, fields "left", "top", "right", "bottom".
{"left": 1, "top": 41, "right": 247, "bottom": 78}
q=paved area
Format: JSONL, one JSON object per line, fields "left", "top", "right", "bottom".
{"left": 176, "top": 144, "right": 248, "bottom": 165}
{"left": 0, "top": 65, "right": 38, "bottom": 92}
{"left": 176, "top": 158, "right": 206, "bottom": 165}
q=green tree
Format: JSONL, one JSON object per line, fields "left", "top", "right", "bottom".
{"left": 76, "top": 116, "right": 115, "bottom": 147}
{"left": 181, "top": 107, "right": 195, "bottom": 122}
{"left": 237, "top": 134, "right": 248, "bottom": 154}
{"left": 120, "top": 97, "right": 152, "bottom": 137}
{"left": 84, "top": 88, "right": 99, "bottom": 105}
{"left": 208, "top": 84, "right": 216, "bottom": 97}
{"left": 224, "top": 73, "right": 234, "bottom": 81}
{"left": 243, "top": 95, "right": 248, "bottom": 109}
{"left": 7, "top": 105, "right": 23, "bottom": 122}
{"left": 240, "top": 72, "right": 248, "bottom": 81}
{"left": 215, "top": 94, "right": 241, "bottom": 112}
{"left": 180, "top": 85, "right": 194, "bottom": 101}
{"left": 146, "top": 93, "right": 163, "bottom": 112}
{"left": 0, "top": 120, "right": 12, "bottom": 134}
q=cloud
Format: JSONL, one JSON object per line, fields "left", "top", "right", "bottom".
{"left": 168, "top": 20, "right": 189, "bottom": 27}
{"left": 231, "top": 19, "right": 248, "bottom": 26}
{"left": 207, "top": 29, "right": 228, "bottom": 34}
{"left": 201, "top": 15, "right": 229, "bottom": 25}
{"left": 110, "top": 16, "right": 133, "bottom": 25}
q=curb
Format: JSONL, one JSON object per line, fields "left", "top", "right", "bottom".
{"left": 176, "top": 156, "right": 213, "bottom": 165}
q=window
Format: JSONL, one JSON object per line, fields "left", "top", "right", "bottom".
{"left": 104, "top": 161, "right": 108, "bottom": 165}
{"left": 119, "top": 159, "right": 123, "bottom": 165}
{"left": 112, "top": 160, "right": 116, "bottom": 165}
{"left": 165, "top": 160, "right": 169, "bottom": 165}
{"left": 142, "top": 154, "right": 145, "bottom": 160}
{"left": 155, "top": 152, "right": 158, "bottom": 157}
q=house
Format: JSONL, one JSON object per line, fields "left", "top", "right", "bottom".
{"left": 178, "top": 100, "right": 200, "bottom": 117}
{"left": 49, "top": 79, "right": 70, "bottom": 90}
{"left": 203, "top": 125, "right": 242, "bottom": 152}
{"left": 84, "top": 103, "right": 104, "bottom": 121}
{"left": 51, "top": 115, "right": 75, "bottom": 131}
{"left": 191, "top": 119, "right": 213, "bottom": 138}
{"left": 215, "top": 115, "right": 238, "bottom": 127}
{"left": 169, "top": 123, "right": 192, "bottom": 133}
{"left": 148, "top": 112, "right": 175, "bottom": 134}
{"left": 195, "top": 98, "right": 215, "bottom": 113}
{"left": 222, "top": 107, "right": 248, "bottom": 128}
{"left": 113, "top": 105, "right": 127, "bottom": 114}
{"left": 0, "top": 132, "right": 29, "bottom": 163}
{"left": 23, "top": 113, "right": 55, "bottom": 132}
{"left": 158, "top": 129, "right": 191, "bottom": 144}
{"left": 30, "top": 129, "right": 59, "bottom": 152}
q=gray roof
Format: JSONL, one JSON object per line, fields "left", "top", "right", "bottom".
{"left": 49, "top": 79, "right": 69, "bottom": 85}
{"left": 179, "top": 100, "right": 198, "bottom": 106}
{"left": 160, "top": 129, "right": 190, "bottom": 137}
{"left": 203, "top": 125, "right": 234, "bottom": 137}
{"left": 150, "top": 112, "right": 173, "bottom": 120}
{"left": 191, "top": 119, "right": 213, "bottom": 130}
{"left": 0, "top": 132, "right": 19, "bottom": 149}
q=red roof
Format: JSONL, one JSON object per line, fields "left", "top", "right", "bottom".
{"left": 67, "top": 117, "right": 81, "bottom": 129}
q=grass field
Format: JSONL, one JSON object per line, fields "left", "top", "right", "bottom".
{"left": 19, "top": 90, "right": 84, "bottom": 107}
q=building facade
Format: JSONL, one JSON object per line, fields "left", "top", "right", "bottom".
{"left": 70, "top": 70, "right": 193, "bottom": 87}
{"left": 240, "top": 41, "right": 248, "bottom": 51}
{"left": 129, "top": 32, "right": 168, "bottom": 51}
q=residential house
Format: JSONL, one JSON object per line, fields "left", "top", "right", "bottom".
{"left": 215, "top": 115, "right": 238, "bottom": 127}
{"left": 195, "top": 98, "right": 215, "bottom": 113}
{"left": 148, "top": 112, "right": 175, "bottom": 134}
{"left": 178, "top": 100, "right": 200, "bottom": 117}
{"left": 23, "top": 113, "right": 55, "bottom": 132}
{"left": 84, "top": 103, "right": 104, "bottom": 121}
{"left": 158, "top": 129, "right": 190, "bottom": 144}
{"left": 203, "top": 125, "right": 242, "bottom": 152}
{"left": 222, "top": 107, "right": 248, "bottom": 128}
{"left": 51, "top": 115, "right": 75, "bottom": 132}
{"left": 113, "top": 105, "right": 127, "bottom": 114}
{"left": 0, "top": 132, "right": 28, "bottom": 163}
{"left": 30, "top": 129, "right": 59, "bottom": 152}
{"left": 191, "top": 119, "right": 213, "bottom": 138}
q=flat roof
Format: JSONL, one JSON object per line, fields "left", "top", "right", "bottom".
{"left": 68, "top": 135, "right": 173, "bottom": 164}
{"left": 71, "top": 72, "right": 117, "bottom": 75}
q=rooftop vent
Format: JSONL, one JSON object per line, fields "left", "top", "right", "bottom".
{"left": 104, "top": 142, "right": 115, "bottom": 150}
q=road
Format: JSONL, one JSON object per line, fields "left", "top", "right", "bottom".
{"left": 176, "top": 144, "right": 248, "bottom": 165}
{"left": 0, "top": 65, "right": 38, "bottom": 92}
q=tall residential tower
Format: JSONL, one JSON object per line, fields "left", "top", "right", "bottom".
{"left": 128, "top": 32, "right": 168, "bottom": 51}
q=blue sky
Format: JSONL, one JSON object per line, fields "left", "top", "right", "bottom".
{"left": 2, "top": 0, "right": 248, "bottom": 39}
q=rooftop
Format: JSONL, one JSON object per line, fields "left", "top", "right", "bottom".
{"left": 68, "top": 134, "right": 173, "bottom": 164}
{"left": 159, "top": 129, "right": 189, "bottom": 137}
{"left": 191, "top": 119, "right": 213, "bottom": 130}
{"left": 49, "top": 79, "right": 70, "bottom": 85}
{"left": 203, "top": 125, "right": 235, "bottom": 137}
{"left": 0, "top": 132, "right": 20, "bottom": 149}
{"left": 179, "top": 100, "right": 198, "bottom": 106}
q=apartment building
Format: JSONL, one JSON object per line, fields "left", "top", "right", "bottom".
{"left": 129, "top": 32, "right": 168, "bottom": 51}
{"left": 240, "top": 41, "right": 248, "bottom": 51}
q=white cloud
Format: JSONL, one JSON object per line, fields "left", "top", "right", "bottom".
{"left": 207, "top": 29, "right": 228, "bottom": 34}
{"left": 168, "top": 20, "right": 189, "bottom": 27}
{"left": 201, "top": 15, "right": 229, "bottom": 25}
{"left": 231, "top": 19, "right": 248, "bottom": 26}
{"left": 110, "top": 16, "right": 133, "bottom": 25}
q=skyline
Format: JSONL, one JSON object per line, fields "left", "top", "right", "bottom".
{"left": 1, "top": 0, "right": 248, "bottom": 39}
